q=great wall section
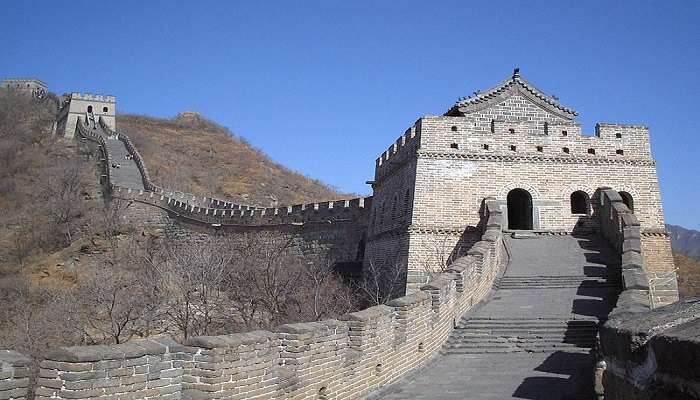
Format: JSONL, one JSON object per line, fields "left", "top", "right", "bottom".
{"left": 1, "top": 73, "right": 699, "bottom": 399}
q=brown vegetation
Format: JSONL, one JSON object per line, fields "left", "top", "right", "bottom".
{"left": 674, "top": 251, "right": 700, "bottom": 298}
{"left": 118, "top": 112, "right": 351, "bottom": 206}
{"left": 0, "top": 92, "right": 377, "bottom": 370}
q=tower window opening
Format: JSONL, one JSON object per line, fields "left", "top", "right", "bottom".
{"left": 616, "top": 149, "right": 624, "bottom": 155}
{"left": 588, "top": 148, "right": 596, "bottom": 155}
{"left": 619, "top": 191, "right": 634, "bottom": 212}
{"left": 536, "top": 146, "right": 543, "bottom": 152}
{"left": 510, "top": 145, "right": 516, "bottom": 151}
{"left": 563, "top": 147, "right": 570, "bottom": 154}
{"left": 103, "top": 106, "right": 109, "bottom": 112}
{"left": 509, "top": 128, "right": 515, "bottom": 134}
{"left": 570, "top": 191, "right": 590, "bottom": 214}
{"left": 451, "top": 125, "right": 458, "bottom": 132}
{"left": 450, "top": 143, "right": 459, "bottom": 149}
{"left": 483, "top": 144, "right": 489, "bottom": 150}
{"left": 616, "top": 133, "right": 622, "bottom": 138}
{"left": 562, "top": 130, "right": 568, "bottom": 136}
{"left": 87, "top": 105, "right": 93, "bottom": 113}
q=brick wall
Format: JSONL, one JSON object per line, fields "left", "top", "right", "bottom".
{"left": 0, "top": 350, "right": 31, "bottom": 400}
{"left": 33, "top": 338, "right": 183, "bottom": 400}
{"left": 9, "top": 200, "right": 505, "bottom": 400}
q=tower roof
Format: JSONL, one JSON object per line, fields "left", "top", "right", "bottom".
{"left": 445, "top": 69, "right": 578, "bottom": 120}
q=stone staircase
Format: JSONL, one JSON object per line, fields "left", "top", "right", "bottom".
{"left": 441, "top": 235, "right": 621, "bottom": 357}
{"left": 497, "top": 275, "right": 620, "bottom": 289}
{"left": 376, "top": 234, "right": 622, "bottom": 399}
{"left": 445, "top": 317, "right": 599, "bottom": 354}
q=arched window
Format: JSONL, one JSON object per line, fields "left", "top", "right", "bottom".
{"left": 103, "top": 106, "right": 109, "bottom": 112}
{"left": 619, "top": 191, "right": 634, "bottom": 212}
{"left": 87, "top": 105, "right": 93, "bottom": 113}
{"left": 570, "top": 191, "right": 590, "bottom": 214}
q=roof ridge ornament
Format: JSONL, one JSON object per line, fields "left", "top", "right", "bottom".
{"left": 445, "top": 69, "right": 578, "bottom": 119}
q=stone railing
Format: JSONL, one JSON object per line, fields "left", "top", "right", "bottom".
{"left": 596, "top": 187, "right": 700, "bottom": 399}
{"left": 0, "top": 350, "right": 31, "bottom": 400}
{"left": 14, "top": 198, "right": 504, "bottom": 400}
{"left": 597, "top": 299, "right": 700, "bottom": 399}
{"left": 76, "top": 117, "right": 113, "bottom": 188}
{"left": 598, "top": 187, "right": 651, "bottom": 314}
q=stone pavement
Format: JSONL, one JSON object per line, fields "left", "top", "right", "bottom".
{"left": 93, "top": 123, "right": 145, "bottom": 190}
{"left": 373, "top": 234, "right": 621, "bottom": 400}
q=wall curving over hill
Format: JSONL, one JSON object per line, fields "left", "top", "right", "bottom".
{"left": 2, "top": 199, "right": 507, "bottom": 400}
{"left": 116, "top": 113, "right": 350, "bottom": 207}
{"left": 75, "top": 115, "right": 372, "bottom": 268}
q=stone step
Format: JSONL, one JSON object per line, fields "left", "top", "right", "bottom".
{"left": 450, "top": 330, "right": 598, "bottom": 338}
{"left": 456, "top": 320, "right": 600, "bottom": 329}
{"left": 445, "top": 338, "right": 596, "bottom": 346}
{"left": 455, "top": 327, "right": 599, "bottom": 334}
{"left": 497, "top": 284, "right": 620, "bottom": 289}
{"left": 445, "top": 337, "right": 596, "bottom": 346}
{"left": 442, "top": 345, "right": 592, "bottom": 354}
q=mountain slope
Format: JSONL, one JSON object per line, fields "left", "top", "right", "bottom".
{"left": 117, "top": 112, "right": 351, "bottom": 206}
{"left": 667, "top": 224, "right": 700, "bottom": 260}
{"left": 675, "top": 252, "right": 700, "bottom": 298}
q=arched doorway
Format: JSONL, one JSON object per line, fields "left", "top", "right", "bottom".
{"left": 619, "top": 191, "right": 634, "bottom": 212}
{"left": 570, "top": 191, "right": 590, "bottom": 214}
{"left": 507, "top": 188, "right": 533, "bottom": 230}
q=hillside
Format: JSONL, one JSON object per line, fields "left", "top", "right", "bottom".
{"left": 667, "top": 224, "right": 700, "bottom": 260}
{"left": 675, "top": 252, "right": 700, "bottom": 298}
{"left": 117, "top": 112, "right": 351, "bottom": 206}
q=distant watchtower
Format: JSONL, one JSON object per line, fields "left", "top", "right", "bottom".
{"left": 2, "top": 78, "right": 48, "bottom": 96}
{"left": 55, "top": 92, "right": 116, "bottom": 138}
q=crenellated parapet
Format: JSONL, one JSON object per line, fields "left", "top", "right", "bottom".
{"left": 417, "top": 115, "right": 653, "bottom": 161}
{"left": 113, "top": 186, "right": 372, "bottom": 227}
{"left": 12, "top": 198, "right": 505, "bottom": 400}
{"left": 374, "top": 123, "right": 421, "bottom": 183}
{"left": 69, "top": 92, "right": 116, "bottom": 103}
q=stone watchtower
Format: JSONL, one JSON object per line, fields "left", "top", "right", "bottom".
{"left": 1, "top": 78, "right": 48, "bottom": 96}
{"left": 364, "top": 69, "right": 677, "bottom": 305}
{"left": 55, "top": 92, "right": 116, "bottom": 138}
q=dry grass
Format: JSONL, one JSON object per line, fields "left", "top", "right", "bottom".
{"left": 117, "top": 112, "right": 351, "bottom": 206}
{"left": 674, "top": 251, "right": 700, "bottom": 298}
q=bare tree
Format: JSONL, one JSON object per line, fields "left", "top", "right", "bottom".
{"left": 294, "top": 256, "right": 356, "bottom": 321}
{"left": 354, "top": 257, "right": 406, "bottom": 306}
{"left": 71, "top": 266, "right": 160, "bottom": 344}
{"left": 146, "top": 238, "right": 234, "bottom": 339}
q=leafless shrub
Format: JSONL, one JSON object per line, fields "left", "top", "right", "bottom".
{"left": 355, "top": 258, "right": 406, "bottom": 306}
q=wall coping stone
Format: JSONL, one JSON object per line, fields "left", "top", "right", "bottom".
{"left": 386, "top": 291, "right": 431, "bottom": 308}
{"left": 341, "top": 305, "right": 394, "bottom": 322}
{"left": 44, "top": 337, "right": 182, "bottom": 362}
{"left": 0, "top": 350, "right": 31, "bottom": 367}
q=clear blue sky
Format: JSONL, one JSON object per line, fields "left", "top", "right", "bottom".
{"left": 2, "top": 1, "right": 699, "bottom": 229}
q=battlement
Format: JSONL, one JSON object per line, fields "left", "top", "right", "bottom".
{"left": 70, "top": 92, "right": 116, "bottom": 103}
{"left": 2, "top": 77, "right": 47, "bottom": 88}
{"left": 374, "top": 123, "right": 421, "bottom": 181}
{"left": 114, "top": 186, "right": 372, "bottom": 227}
{"left": 417, "top": 116, "right": 652, "bottom": 160}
